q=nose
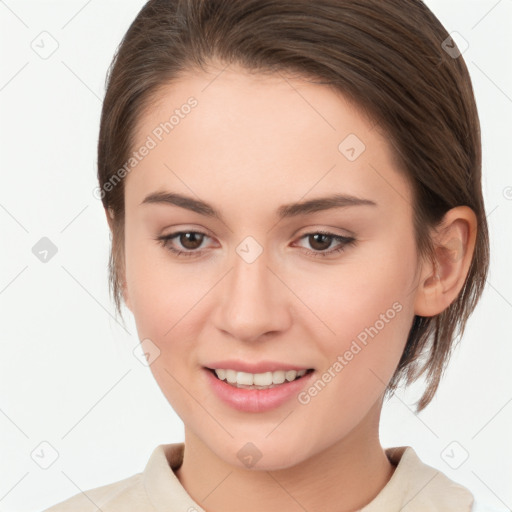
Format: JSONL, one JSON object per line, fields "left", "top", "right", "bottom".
{"left": 212, "top": 247, "right": 292, "bottom": 343}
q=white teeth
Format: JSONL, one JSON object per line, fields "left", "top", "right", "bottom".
{"left": 272, "top": 371, "right": 286, "bottom": 384}
{"left": 237, "top": 371, "right": 254, "bottom": 385}
{"left": 285, "top": 370, "right": 297, "bottom": 382}
{"left": 226, "top": 369, "right": 237, "bottom": 384}
{"left": 215, "top": 369, "right": 226, "bottom": 380}
{"left": 213, "top": 368, "right": 308, "bottom": 387}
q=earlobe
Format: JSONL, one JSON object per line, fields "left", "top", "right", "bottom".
{"left": 414, "top": 206, "right": 477, "bottom": 317}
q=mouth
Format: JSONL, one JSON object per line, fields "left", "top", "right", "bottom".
{"left": 205, "top": 367, "right": 315, "bottom": 390}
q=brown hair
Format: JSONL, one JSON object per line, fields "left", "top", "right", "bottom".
{"left": 97, "top": 0, "right": 489, "bottom": 411}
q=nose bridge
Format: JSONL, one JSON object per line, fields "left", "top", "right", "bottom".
{"left": 214, "top": 239, "right": 290, "bottom": 341}
{"left": 231, "top": 243, "right": 270, "bottom": 296}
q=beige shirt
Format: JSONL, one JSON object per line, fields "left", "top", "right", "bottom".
{"left": 43, "top": 443, "right": 474, "bottom": 511}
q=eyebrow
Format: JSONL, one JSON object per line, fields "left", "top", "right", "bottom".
{"left": 141, "top": 191, "right": 377, "bottom": 221}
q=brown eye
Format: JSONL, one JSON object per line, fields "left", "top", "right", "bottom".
{"left": 157, "top": 230, "right": 211, "bottom": 257}
{"left": 295, "top": 231, "right": 356, "bottom": 258}
{"left": 308, "top": 233, "right": 334, "bottom": 251}
{"left": 178, "top": 232, "right": 205, "bottom": 250}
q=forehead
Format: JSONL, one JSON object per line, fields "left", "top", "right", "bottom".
{"left": 126, "top": 65, "right": 411, "bottom": 217}
{"left": 134, "top": 65, "right": 376, "bottom": 152}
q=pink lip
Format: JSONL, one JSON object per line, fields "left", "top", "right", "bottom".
{"left": 205, "top": 359, "right": 312, "bottom": 373}
{"left": 204, "top": 367, "right": 315, "bottom": 413}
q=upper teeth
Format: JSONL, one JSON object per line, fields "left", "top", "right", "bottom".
{"left": 214, "top": 369, "right": 307, "bottom": 386}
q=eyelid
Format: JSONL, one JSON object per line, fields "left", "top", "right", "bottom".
{"left": 157, "top": 227, "right": 356, "bottom": 259}
{"left": 294, "top": 224, "right": 355, "bottom": 239}
{"left": 160, "top": 224, "right": 216, "bottom": 238}
{"left": 292, "top": 231, "right": 355, "bottom": 256}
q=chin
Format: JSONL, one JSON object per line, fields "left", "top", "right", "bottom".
{"left": 208, "top": 433, "right": 315, "bottom": 471}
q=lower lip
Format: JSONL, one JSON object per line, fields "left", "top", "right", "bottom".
{"left": 204, "top": 368, "right": 315, "bottom": 413}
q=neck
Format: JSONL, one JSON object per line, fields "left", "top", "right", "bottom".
{"left": 175, "top": 402, "right": 395, "bottom": 512}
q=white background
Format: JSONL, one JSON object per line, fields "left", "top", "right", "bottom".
{"left": 0, "top": 1, "right": 511, "bottom": 510}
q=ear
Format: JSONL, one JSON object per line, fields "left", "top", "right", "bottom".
{"left": 414, "top": 206, "right": 477, "bottom": 317}
{"left": 104, "top": 207, "right": 132, "bottom": 312}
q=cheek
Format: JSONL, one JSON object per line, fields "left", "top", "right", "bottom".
{"left": 289, "top": 275, "right": 414, "bottom": 457}
{"left": 124, "top": 234, "right": 209, "bottom": 413}
{"left": 296, "top": 232, "right": 417, "bottom": 347}
{"left": 124, "top": 222, "right": 207, "bottom": 336}
{"left": 294, "top": 234, "right": 416, "bottom": 408}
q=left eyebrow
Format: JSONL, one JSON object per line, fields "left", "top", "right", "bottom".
{"left": 140, "top": 190, "right": 377, "bottom": 222}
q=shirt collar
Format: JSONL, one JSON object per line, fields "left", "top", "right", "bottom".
{"left": 143, "top": 443, "right": 474, "bottom": 511}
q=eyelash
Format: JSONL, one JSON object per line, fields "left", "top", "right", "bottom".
{"left": 156, "top": 230, "right": 356, "bottom": 259}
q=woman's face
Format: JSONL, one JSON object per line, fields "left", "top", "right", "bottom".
{"left": 122, "top": 64, "right": 423, "bottom": 469}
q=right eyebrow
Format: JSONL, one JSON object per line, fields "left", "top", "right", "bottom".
{"left": 141, "top": 190, "right": 377, "bottom": 224}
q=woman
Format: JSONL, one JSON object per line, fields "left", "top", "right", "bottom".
{"left": 44, "top": 0, "right": 500, "bottom": 510}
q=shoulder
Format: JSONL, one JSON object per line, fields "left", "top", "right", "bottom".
{"left": 42, "top": 443, "right": 185, "bottom": 512}
{"left": 387, "top": 447, "right": 507, "bottom": 512}
{"left": 42, "top": 472, "right": 147, "bottom": 512}
{"left": 381, "top": 446, "right": 473, "bottom": 509}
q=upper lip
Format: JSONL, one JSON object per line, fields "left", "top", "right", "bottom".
{"left": 205, "top": 360, "right": 313, "bottom": 373}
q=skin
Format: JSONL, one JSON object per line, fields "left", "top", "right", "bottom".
{"left": 107, "top": 62, "right": 477, "bottom": 512}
